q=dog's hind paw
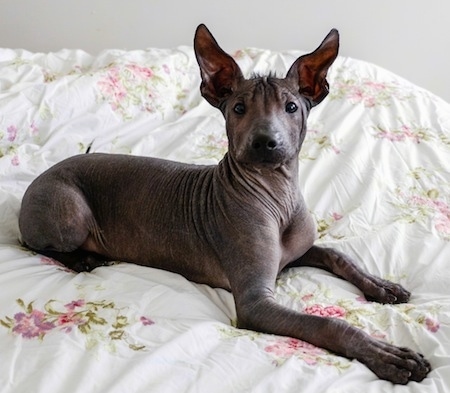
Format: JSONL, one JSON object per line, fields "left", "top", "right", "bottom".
{"left": 70, "top": 254, "right": 113, "bottom": 273}
{"left": 37, "top": 248, "right": 112, "bottom": 273}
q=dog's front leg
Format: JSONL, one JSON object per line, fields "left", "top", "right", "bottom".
{"left": 287, "top": 245, "right": 411, "bottom": 304}
{"left": 229, "top": 262, "right": 430, "bottom": 384}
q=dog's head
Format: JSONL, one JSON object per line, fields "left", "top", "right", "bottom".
{"left": 194, "top": 24, "right": 339, "bottom": 167}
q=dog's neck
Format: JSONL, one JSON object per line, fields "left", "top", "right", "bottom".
{"left": 214, "top": 152, "right": 301, "bottom": 225}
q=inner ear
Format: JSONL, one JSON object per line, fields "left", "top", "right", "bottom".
{"left": 286, "top": 29, "right": 339, "bottom": 106}
{"left": 194, "top": 24, "right": 244, "bottom": 107}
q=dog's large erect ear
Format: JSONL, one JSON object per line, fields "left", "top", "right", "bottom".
{"left": 286, "top": 29, "right": 339, "bottom": 107}
{"left": 194, "top": 24, "right": 244, "bottom": 107}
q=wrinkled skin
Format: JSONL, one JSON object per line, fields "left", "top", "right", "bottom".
{"left": 19, "top": 24, "right": 430, "bottom": 384}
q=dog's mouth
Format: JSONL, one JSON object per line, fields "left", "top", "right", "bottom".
{"left": 238, "top": 144, "right": 292, "bottom": 166}
{"left": 237, "top": 153, "right": 291, "bottom": 170}
{"left": 239, "top": 159, "right": 294, "bottom": 179}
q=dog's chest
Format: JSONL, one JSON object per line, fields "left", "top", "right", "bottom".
{"left": 279, "top": 209, "right": 316, "bottom": 268}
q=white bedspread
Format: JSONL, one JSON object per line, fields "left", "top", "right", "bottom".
{"left": 0, "top": 45, "right": 449, "bottom": 392}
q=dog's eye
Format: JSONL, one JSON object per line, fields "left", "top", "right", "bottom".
{"left": 285, "top": 102, "right": 298, "bottom": 113}
{"left": 233, "top": 103, "right": 245, "bottom": 115}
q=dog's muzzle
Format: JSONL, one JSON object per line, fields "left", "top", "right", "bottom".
{"left": 244, "top": 130, "right": 287, "bottom": 164}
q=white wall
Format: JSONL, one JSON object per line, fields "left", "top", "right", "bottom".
{"left": 1, "top": 0, "right": 449, "bottom": 102}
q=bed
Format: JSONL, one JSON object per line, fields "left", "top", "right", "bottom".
{"left": 0, "top": 42, "right": 449, "bottom": 393}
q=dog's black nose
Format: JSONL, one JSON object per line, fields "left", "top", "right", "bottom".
{"left": 251, "top": 134, "right": 278, "bottom": 151}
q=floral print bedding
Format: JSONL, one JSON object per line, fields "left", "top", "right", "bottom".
{"left": 0, "top": 45, "right": 449, "bottom": 393}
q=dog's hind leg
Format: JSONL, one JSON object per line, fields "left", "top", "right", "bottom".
{"left": 19, "top": 180, "right": 108, "bottom": 272}
{"left": 285, "top": 246, "right": 411, "bottom": 304}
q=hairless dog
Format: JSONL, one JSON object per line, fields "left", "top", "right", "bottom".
{"left": 19, "top": 24, "right": 430, "bottom": 384}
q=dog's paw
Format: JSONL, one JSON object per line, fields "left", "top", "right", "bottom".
{"left": 364, "top": 276, "right": 411, "bottom": 304}
{"left": 362, "top": 340, "right": 431, "bottom": 384}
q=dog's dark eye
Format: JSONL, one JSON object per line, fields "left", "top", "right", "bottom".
{"left": 234, "top": 103, "right": 245, "bottom": 115}
{"left": 285, "top": 102, "right": 298, "bottom": 113}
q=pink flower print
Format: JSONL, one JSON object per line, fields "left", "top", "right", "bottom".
{"left": 12, "top": 310, "right": 55, "bottom": 339}
{"left": 399, "top": 124, "right": 421, "bottom": 143}
{"left": 435, "top": 219, "right": 450, "bottom": 235}
{"left": 7, "top": 125, "right": 18, "bottom": 142}
{"left": 127, "top": 64, "right": 154, "bottom": 79}
{"left": 364, "top": 81, "right": 387, "bottom": 90}
{"left": 409, "top": 193, "right": 450, "bottom": 236}
{"left": 435, "top": 202, "right": 450, "bottom": 234}
{"left": 425, "top": 317, "right": 440, "bottom": 333}
{"left": 265, "top": 337, "right": 324, "bottom": 365}
{"left": 331, "top": 212, "right": 343, "bottom": 221}
{"left": 56, "top": 312, "right": 86, "bottom": 332}
{"left": 97, "top": 63, "right": 161, "bottom": 118}
{"left": 370, "top": 331, "right": 387, "bottom": 340}
{"left": 374, "top": 124, "right": 430, "bottom": 143}
{"left": 400, "top": 124, "right": 411, "bottom": 134}
{"left": 30, "top": 121, "right": 39, "bottom": 135}
{"left": 348, "top": 87, "right": 364, "bottom": 103}
{"left": 162, "top": 64, "right": 170, "bottom": 75}
{"left": 433, "top": 200, "right": 450, "bottom": 234}
{"left": 331, "top": 145, "right": 341, "bottom": 154}
{"left": 11, "top": 155, "right": 20, "bottom": 166}
{"left": 53, "top": 300, "right": 88, "bottom": 332}
{"left": 65, "top": 299, "right": 86, "bottom": 311}
{"left": 98, "top": 67, "right": 127, "bottom": 104}
{"left": 409, "top": 194, "right": 429, "bottom": 208}
{"left": 1, "top": 298, "right": 148, "bottom": 351}
{"left": 364, "top": 96, "right": 376, "bottom": 108}
{"left": 301, "top": 293, "right": 314, "bottom": 302}
{"left": 332, "top": 76, "right": 412, "bottom": 107}
{"left": 304, "top": 304, "right": 346, "bottom": 318}
{"left": 140, "top": 316, "right": 155, "bottom": 326}
{"left": 39, "top": 256, "right": 73, "bottom": 273}
{"left": 433, "top": 199, "right": 450, "bottom": 213}
{"left": 265, "top": 338, "right": 303, "bottom": 356}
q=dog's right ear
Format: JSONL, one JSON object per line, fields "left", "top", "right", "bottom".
{"left": 194, "top": 24, "right": 244, "bottom": 108}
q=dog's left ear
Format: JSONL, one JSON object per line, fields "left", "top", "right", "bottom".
{"left": 194, "top": 24, "right": 244, "bottom": 108}
{"left": 286, "top": 29, "right": 339, "bottom": 107}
